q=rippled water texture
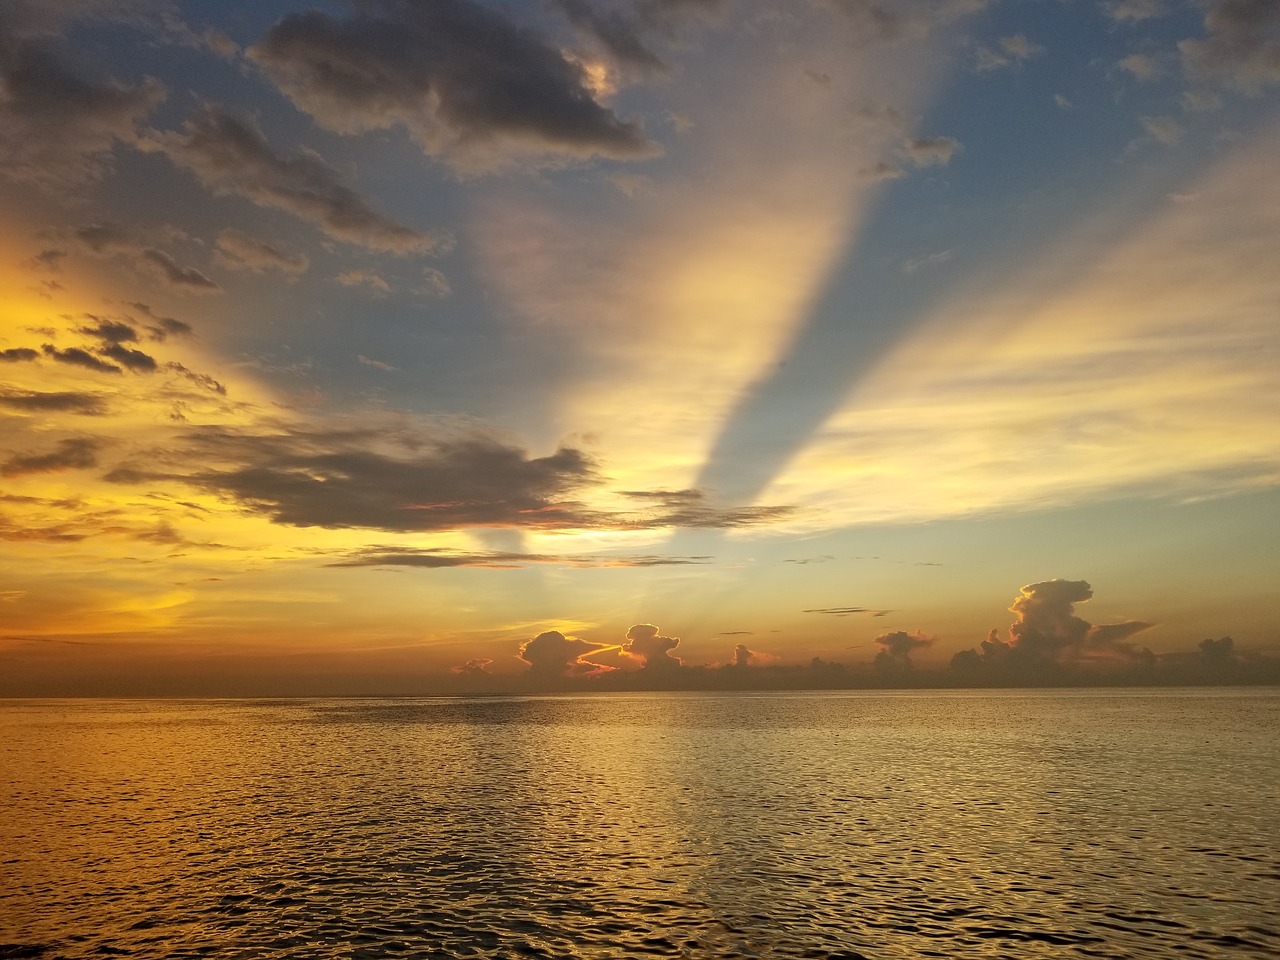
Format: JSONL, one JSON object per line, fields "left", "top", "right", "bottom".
{"left": 2, "top": 690, "right": 1278, "bottom": 959}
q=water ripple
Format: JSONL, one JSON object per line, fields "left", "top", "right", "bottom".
{"left": 2, "top": 692, "right": 1277, "bottom": 959}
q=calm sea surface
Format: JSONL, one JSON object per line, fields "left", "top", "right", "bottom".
{"left": 2, "top": 690, "right": 1277, "bottom": 960}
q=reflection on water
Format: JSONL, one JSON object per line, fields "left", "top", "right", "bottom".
{"left": 2, "top": 690, "right": 1277, "bottom": 959}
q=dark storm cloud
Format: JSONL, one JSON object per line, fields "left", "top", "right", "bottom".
{"left": 0, "top": 18, "right": 165, "bottom": 189}
{"left": 215, "top": 229, "right": 309, "bottom": 276}
{"left": 0, "top": 389, "right": 106, "bottom": 415}
{"left": 1, "top": 348, "right": 40, "bottom": 363}
{"left": 618, "top": 488, "right": 794, "bottom": 528}
{"left": 519, "top": 630, "right": 613, "bottom": 678}
{"left": 151, "top": 106, "right": 441, "bottom": 255}
{"left": 105, "top": 425, "right": 598, "bottom": 533}
{"left": 872, "top": 629, "right": 932, "bottom": 670}
{"left": 328, "top": 546, "right": 711, "bottom": 568}
{"left": 622, "top": 622, "right": 682, "bottom": 669}
{"left": 556, "top": 0, "right": 666, "bottom": 74}
{"left": 2, "top": 438, "right": 99, "bottom": 477}
{"left": 70, "top": 224, "right": 219, "bottom": 294}
{"left": 248, "top": 0, "right": 659, "bottom": 169}
{"left": 42, "top": 344, "right": 122, "bottom": 374}
{"left": 1180, "top": 0, "right": 1280, "bottom": 92}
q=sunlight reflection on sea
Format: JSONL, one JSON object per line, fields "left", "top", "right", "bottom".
{"left": 2, "top": 690, "right": 1277, "bottom": 959}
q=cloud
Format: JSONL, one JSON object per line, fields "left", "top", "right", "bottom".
{"left": 150, "top": 106, "right": 442, "bottom": 255}
{"left": 99, "top": 343, "right": 158, "bottom": 372}
{"left": 328, "top": 546, "right": 711, "bottom": 569}
{"left": 69, "top": 223, "right": 219, "bottom": 294}
{"left": 0, "top": 389, "right": 106, "bottom": 415}
{"left": 518, "top": 629, "right": 614, "bottom": 678}
{"left": 1105, "top": 0, "right": 1166, "bottom": 22}
{"left": 904, "top": 135, "right": 960, "bottom": 166}
{"left": 903, "top": 249, "right": 952, "bottom": 274}
{"left": 214, "top": 229, "right": 309, "bottom": 276}
{"left": 617, "top": 488, "right": 794, "bottom": 528}
{"left": 125, "top": 303, "right": 194, "bottom": 342}
{"left": 41, "top": 344, "right": 121, "bottom": 375}
{"left": 248, "top": 0, "right": 660, "bottom": 171}
{"left": 1179, "top": 0, "right": 1280, "bottom": 93}
{"left": 950, "top": 580, "right": 1154, "bottom": 674}
{"left": 873, "top": 629, "right": 932, "bottom": 670}
{"left": 1118, "top": 52, "right": 1163, "bottom": 81}
{"left": 820, "top": 0, "right": 989, "bottom": 45}
{"left": 0, "top": 22, "right": 164, "bottom": 189}
{"left": 337, "top": 269, "right": 393, "bottom": 297}
{"left": 1141, "top": 115, "right": 1184, "bottom": 145}
{"left": 622, "top": 622, "right": 683, "bottom": 669}
{"left": 976, "top": 33, "right": 1043, "bottom": 72}
{"left": 804, "top": 606, "right": 892, "bottom": 617}
{"left": 1198, "top": 635, "right": 1237, "bottom": 665}
{"left": 860, "top": 131, "right": 961, "bottom": 181}
{"left": 63, "top": 315, "right": 161, "bottom": 372}
{"left": 358, "top": 355, "right": 397, "bottom": 372}
{"left": 2, "top": 438, "right": 99, "bottom": 477}
{"left": 556, "top": 0, "right": 666, "bottom": 76}
{"left": 453, "top": 658, "right": 493, "bottom": 675}
{"left": 77, "top": 318, "right": 136, "bottom": 344}
{"left": 105, "top": 424, "right": 599, "bottom": 533}
{"left": 1, "top": 348, "right": 40, "bottom": 363}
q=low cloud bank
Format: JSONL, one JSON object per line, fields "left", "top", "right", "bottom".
{"left": 450, "top": 580, "right": 1277, "bottom": 692}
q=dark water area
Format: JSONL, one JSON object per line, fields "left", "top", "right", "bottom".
{"left": 2, "top": 689, "right": 1277, "bottom": 959}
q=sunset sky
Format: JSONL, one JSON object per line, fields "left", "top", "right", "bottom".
{"left": 1, "top": 0, "right": 1277, "bottom": 694}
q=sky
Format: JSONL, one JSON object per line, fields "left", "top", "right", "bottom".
{"left": 1, "top": 0, "right": 1278, "bottom": 695}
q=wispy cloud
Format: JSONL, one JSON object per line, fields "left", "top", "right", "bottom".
{"left": 149, "top": 106, "right": 443, "bottom": 255}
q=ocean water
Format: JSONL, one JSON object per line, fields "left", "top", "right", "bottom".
{"left": 2, "top": 690, "right": 1277, "bottom": 960}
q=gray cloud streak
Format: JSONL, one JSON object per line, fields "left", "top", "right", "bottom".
{"left": 150, "top": 106, "right": 442, "bottom": 255}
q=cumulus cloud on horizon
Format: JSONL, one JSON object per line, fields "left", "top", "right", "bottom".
{"left": 951, "top": 579, "right": 1155, "bottom": 674}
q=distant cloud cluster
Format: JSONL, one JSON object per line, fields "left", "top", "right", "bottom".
{"left": 622, "top": 622, "right": 683, "bottom": 669}
{"left": 518, "top": 630, "right": 612, "bottom": 679}
{"left": 873, "top": 629, "right": 933, "bottom": 671}
{"left": 951, "top": 580, "right": 1155, "bottom": 677}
